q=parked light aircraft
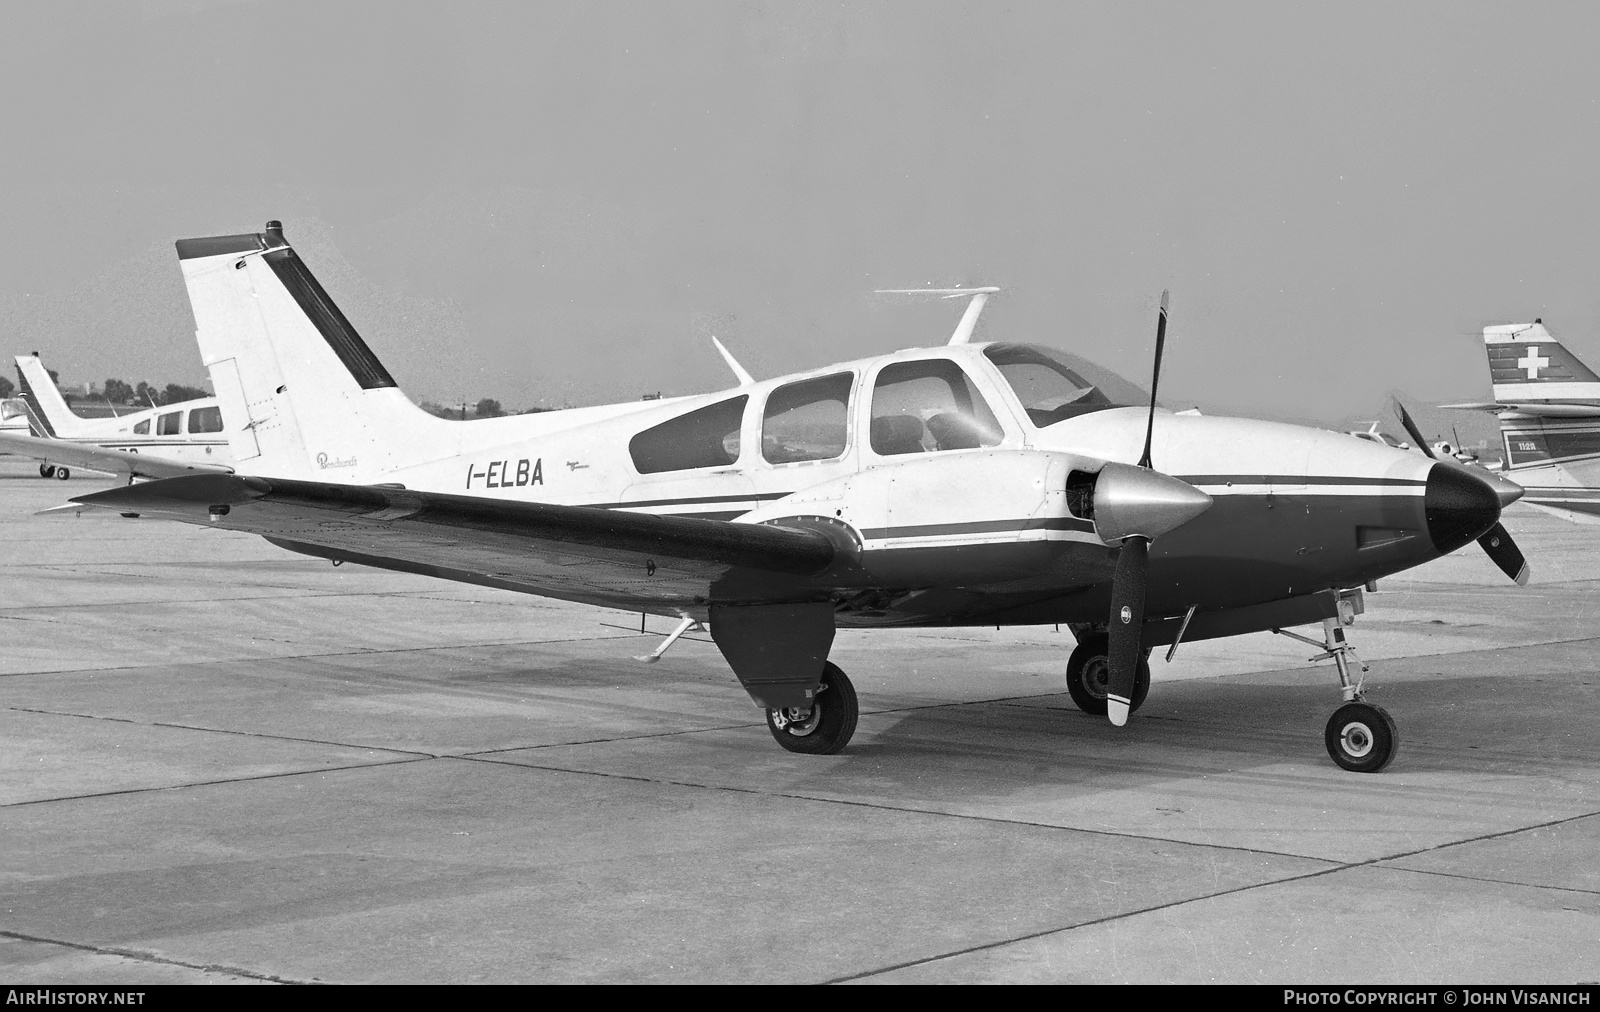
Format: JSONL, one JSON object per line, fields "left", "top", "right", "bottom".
{"left": 65, "top": 222, "right": 1530, "bottom": 773}
{"left": 1445, "top": 320, "right": 1600, "bottom": 523}
{"left": 0, "top": 353, "right": 233, "bottom": 481}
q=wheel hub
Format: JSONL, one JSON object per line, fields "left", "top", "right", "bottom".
{"left": 770, "top": 703, "right": 820, "bottom": 736}
{"left": 1081, "top": 657, "right": 1110, "bottom": 701}
{"left": 1339, "top": 721, "right": 1374, "bottom": 758}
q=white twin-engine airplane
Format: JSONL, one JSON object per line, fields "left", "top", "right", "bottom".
{"left": 67, "top": 221, "right": 1530, "bottom": 773}
{"left": 0, "top": 353, "right": 234, "bottom": 482}
{"left": 1445, "top": 320, "right": 1600, "bottom": 524}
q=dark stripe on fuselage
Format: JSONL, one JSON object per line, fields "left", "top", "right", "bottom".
{"left": 1177, "top": 474, "right": 1428, "bottom": 487}
{"left": 861, "top": 516, "right": 1096, "bottom": 539}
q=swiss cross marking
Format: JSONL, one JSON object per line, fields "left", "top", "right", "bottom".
{"left": 1518, "top": 346, "right": 1551, "bottom": 379}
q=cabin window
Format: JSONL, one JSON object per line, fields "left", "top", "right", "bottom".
{"left": 762, "top": 373, "right": 852, "bottom": 464}
{"left": 629, "top": 396, "right": 747, "bottom": 474}
{"left": 133, "top": 419, "right": 150, "bottom": 435}
{"left": 188, "top": 406, "right": 224, "bottom": 433}
{"left": 870, "top": 359, "right": 1003, "bottom": 455}
{"left": 156, "top": 411, "right": 181, "bottom": 436}
{"left": 984, "top": 344, "right": 1129, "bottom": 426}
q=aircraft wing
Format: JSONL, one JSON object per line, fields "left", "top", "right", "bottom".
{"left": 67, "top": 474, "right": 837, "bottom": 612}
{"left": 0, "top": 431, "right": 234, "bottom": 480}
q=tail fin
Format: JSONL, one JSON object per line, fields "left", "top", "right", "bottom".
{"left": 1483, "top": 321, "right": 1600, "bottom": 409}
{"left": 175, "top": 220, "right": 444, "bottom": 480}
{"left": 13, "top": 355, "right": 94, "bottom": 438}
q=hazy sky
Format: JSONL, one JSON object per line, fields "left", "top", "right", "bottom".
{"left": 3, "top": 0, "right": 1597, "bottom": 435}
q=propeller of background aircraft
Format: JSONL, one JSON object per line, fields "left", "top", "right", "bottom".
{"left": 1394, "top": 400, "right": 1530, "bottom": 586}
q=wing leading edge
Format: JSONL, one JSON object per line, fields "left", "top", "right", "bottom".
{"left": 69, "top": 474, "right": 838, "bottom": 613}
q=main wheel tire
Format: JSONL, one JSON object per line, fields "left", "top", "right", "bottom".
{"left": 1325, "top": 701, "right": 1398, "bottom": 773}
{"left": 766, "top": 661, "right": 858, "bottom": 755}
{"left": 40, "top": 464, "right": 54, "bottom": 478}
{"left": 55, "top": 467, "right": 70, "bottom": 480}
{"left": 1065, "top": 634, "right": 1150, "bottom": 716}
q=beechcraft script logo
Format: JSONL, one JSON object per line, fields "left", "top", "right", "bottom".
{"left": 1518, "top": 346, "right": 1551, "bottom": 379}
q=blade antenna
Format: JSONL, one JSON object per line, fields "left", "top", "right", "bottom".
{"left": 1138, "top": 290, "right": 1169, "bottom": 469}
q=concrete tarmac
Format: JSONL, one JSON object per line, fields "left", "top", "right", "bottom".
{"left": 1, "top": 460, "right": 1596, "bottom": 984}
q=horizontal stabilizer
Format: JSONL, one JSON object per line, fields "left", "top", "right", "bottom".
{"left": 0, "top": 431, "right": 233, "bottom": 480}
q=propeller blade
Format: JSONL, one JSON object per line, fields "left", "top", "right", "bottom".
{"left": 1138, "top": 291, "right": 1169, "bottom": 469}
{"left": 1394, "top": 400, "right": 1438, "bottom": 460}
{"left": 1478, "top": 521, "right": 1531, "bottom": 586}
{"left": 1105, "top": 535, "right": 1149, "bottom": 726}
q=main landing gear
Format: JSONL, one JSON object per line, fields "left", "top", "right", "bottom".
{"left": 1065, "top": 632, "right": 1150, "bottom": 717}
{"left": 1277, "top": 615, "right": 1398, "bottom": 773}
{"left": 39, "top": 464, "right": 69, "bottom": 480}
{"left": 766, "top": 661, "right": 859, "bottom": 755}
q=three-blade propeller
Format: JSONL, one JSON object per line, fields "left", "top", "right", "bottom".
{"left": 1101, "top": 292, "right": 1212, "bottom": 726}
{"left": 1394, "top": 401, "right": 1530, "bottom": 586}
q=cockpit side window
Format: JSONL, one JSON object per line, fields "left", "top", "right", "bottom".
{"left": 133, "top": 419, "right": 150, "bottom": 435}
{"left": 762, "top": 373, "right": 852, "bottom": 464}
{"left": 156, "top": 411, "right": 181, "bottom": 436}
{"left": 870, "top": 359, "right": 1003, "bottom": 456}
{"left": 984, "top": 344, "right": 1128, "bottom": 427}
{"left": 629, "top": 395, "right": 747, "bottom": 474}
{"left": 187, "top": 406, "right": 224, "bottom": 433}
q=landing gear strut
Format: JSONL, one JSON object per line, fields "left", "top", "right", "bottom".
{"left": 1065, "top": 632, "right": 1150, "bottom": 717}
{"left": 766, "top": 661, "right": 858, "bottom": 755}
{"left": 1277, "top": 614, "right": 1398, "bottom": 773}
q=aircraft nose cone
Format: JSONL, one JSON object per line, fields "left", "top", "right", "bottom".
{"left": 1482, "top": 469, "right": 1525, "bottom": 509}
{"left": 1425, "top": 462, "right": 1503, "bottom": 555}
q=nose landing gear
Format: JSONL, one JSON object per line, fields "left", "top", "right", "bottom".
{"left": 1276, "top": 613, "right": 1398, "bottom": 772}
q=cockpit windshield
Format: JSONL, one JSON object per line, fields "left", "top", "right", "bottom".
{"left": 983, "top": 344, "right": 1145, "bottom": 428}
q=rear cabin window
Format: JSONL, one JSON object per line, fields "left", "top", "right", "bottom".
{"left": 156, "top": 411, "right": 181, "bottom": 436}
{"left": 629, "top": 396, "right": 747, "bottom": 474}
{"left": 870, "top": 359, "right": 1003, "bottom": 456}
{"left": 133, "top": 419, "right": 150, "bottom": 435}
{"left": 187, "top": 406, "right": 224, "bottom": 433}
{"left": 762, "top": 373, "right": 853, "bottom": 464}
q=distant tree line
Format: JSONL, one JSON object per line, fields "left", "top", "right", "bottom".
{"left": 417, "top": 398, "right": 556, "bottom": 419}
{"left": 86, "top": 378, "right": 209, "bottom": 407}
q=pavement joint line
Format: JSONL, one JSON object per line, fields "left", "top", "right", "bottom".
{"left": 0, "top": 756, "right": 433, "bottom": 809}
{"left": 0, "top": 929, "right": 302, "bottom": 984}
{"left": 449, "top": 752, "right": 1343, "bottom": 865}
{"left": 1371, "top": 864, "right": 1600, "bottom": 898}
{"left": 5, "top": 705, "right": 441, "bottom": 759}
{"left": 828, "top": 807, "right": 1600, "bottom": 983}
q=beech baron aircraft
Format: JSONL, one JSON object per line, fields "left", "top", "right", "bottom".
{"left": 63, "top": 222, "right": 1531, "bottom": 773}
{"left": 1446, "top": 320, "right": 1600, "bottom": 524}
{"left": 0, "top": 354, "right": 234, "bottom": 482}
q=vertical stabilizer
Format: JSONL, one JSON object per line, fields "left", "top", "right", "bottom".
{"left": 1484, "top": 321, "right": 1600, "bottom": 408}
{"left": 14, "top": 355, "right": 94, "bottom": 438}
{"left": 175, "top": 221, "right": 444, "bottom": 481}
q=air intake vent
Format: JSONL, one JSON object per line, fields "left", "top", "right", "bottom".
{"left": 1066, "top": 469, "right": 1097, "bottom": 520}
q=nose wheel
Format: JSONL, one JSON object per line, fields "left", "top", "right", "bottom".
{"left": 1325, "top": 701, "right": 1397, "bottom": 773}
{"left": 1065, "top": 632, "right": 1150, "bottom": 717}
{"left": 1277, "top": 612, "right": 1400, "bottom": 773}
{"left": 766, "top": 661, "right": 858, "bottom": 755}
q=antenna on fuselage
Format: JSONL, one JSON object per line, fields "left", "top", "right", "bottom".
{"left": 874, "top": 287, "right": 1002, "bottom": 345}
{"left": 710, "top": 336, "right": 755, "bottom": 386}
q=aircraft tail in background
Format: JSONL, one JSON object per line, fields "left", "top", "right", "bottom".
{"left": 1446, "top": 321, "right": 1600, "bottom": 523}
{"left": 14, "top": 354, "right": 96, "bottom": 439}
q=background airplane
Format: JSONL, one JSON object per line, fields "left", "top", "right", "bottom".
{"left": 1445, "top": 320, "right": 1600, "bottom": 523}
{"left": 2, "top": 353, "right": 233, "bottom": 481}
{"left": 67, "top": 221, "right": 1528, "bottom": 774}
